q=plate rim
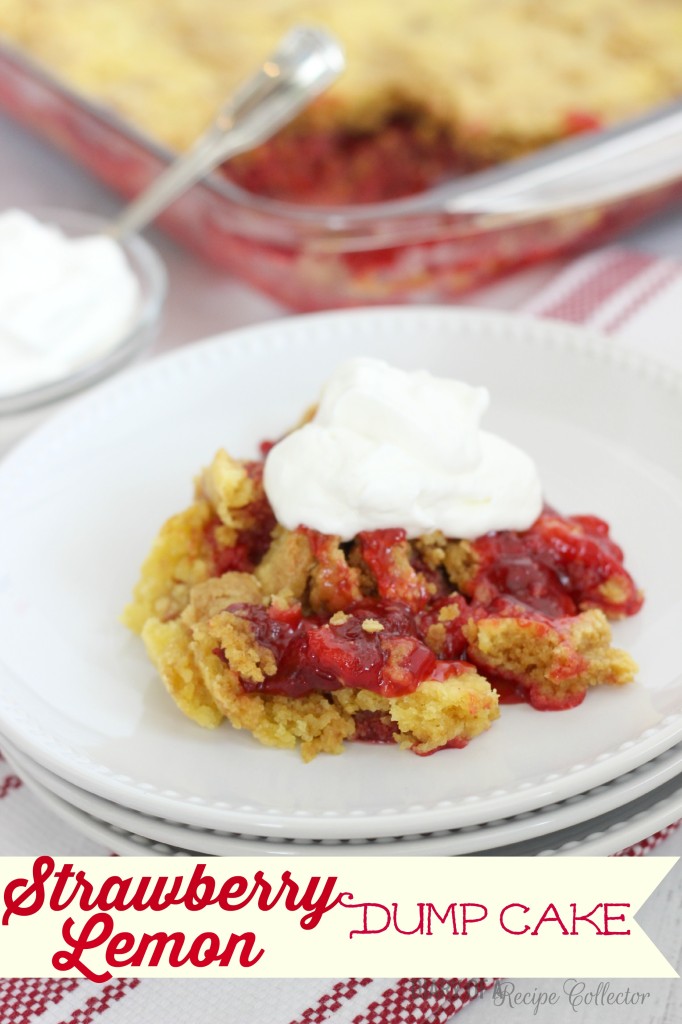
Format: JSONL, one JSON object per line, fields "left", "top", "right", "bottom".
{"left": 10, "top": 743, "right": 682, "bottom": 859}
{"left": 3, "top": 734, "right": 681, "bottom": 856}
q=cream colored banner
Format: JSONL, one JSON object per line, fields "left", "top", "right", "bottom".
{"left": 0, "top": 856, "right": 677, "bottom": 979}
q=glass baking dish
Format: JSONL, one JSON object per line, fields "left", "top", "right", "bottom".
{"left": 1, "top": 38, "right": 681, "bottom": 311}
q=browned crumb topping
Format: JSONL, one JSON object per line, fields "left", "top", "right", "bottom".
{"left": 197, "top": 449, "right": 256, "bottom": 528}
{"left": 414, "top": 531, "right": 448, "bottom": 571}
{"left": 361, "top": 619, "right": 384, "bottom": 633}
{"left": 307, "top": 534, "right": 363, "bottom": 614}
{"left": 254, "top": 525, "right": 314, "bottom": 601}
{"left": 464, "top": 608, "right": 637, "bottom": 709}
{"left": 443, "top": 540, "right": 479, "bottom": 593}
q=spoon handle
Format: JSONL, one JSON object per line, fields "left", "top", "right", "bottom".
{"left": 110, "top": 26, "right": 344, "bottom": 240}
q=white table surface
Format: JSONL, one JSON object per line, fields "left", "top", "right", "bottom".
{"left": 0, "top": 111, "right": 680, "bottom": 1022}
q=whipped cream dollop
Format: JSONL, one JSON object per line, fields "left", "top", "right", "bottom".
{"left": 263, "top": 358, "right": 543, "bottom": 540}
{"left": 0, "top": 209, "right": 140, "bottom": 396}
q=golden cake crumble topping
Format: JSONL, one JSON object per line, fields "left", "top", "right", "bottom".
{"left": 124, "top": 445, "right": 642, "bottom": 761}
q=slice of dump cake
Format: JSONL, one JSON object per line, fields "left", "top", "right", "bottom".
{"left": 124, "top": 359, "right": 641, "bottom": 760}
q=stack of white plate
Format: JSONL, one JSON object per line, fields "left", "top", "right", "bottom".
{"left": 1, "top": 309, "right": 681, "bottom": 857}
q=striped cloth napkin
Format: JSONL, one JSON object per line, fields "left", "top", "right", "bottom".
{"left": 518, "top": 246, "right": 682, "bottom": 369}
{"left": 1, "top": 245, "right": 681, "bottom": 1023}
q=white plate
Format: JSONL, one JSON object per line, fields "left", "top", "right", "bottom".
{"left": 0, "top": 308, "right": 681, "bottom": 838}
{"left": 3, "top": 736, "right": 682, "bottom": 856}
{"left": 489, "top": 776, "right": 682, "bottom": 857}
{"left": 11, "top": 750, "right": 681, "bottom": 859}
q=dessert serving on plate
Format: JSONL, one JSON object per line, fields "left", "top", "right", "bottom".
{"left": 124, "top": 358, "right": 642, "bottom": 761}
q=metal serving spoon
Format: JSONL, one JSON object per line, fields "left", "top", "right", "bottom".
{"left": 109, "top": 26, "right": 344, "bottom": 240}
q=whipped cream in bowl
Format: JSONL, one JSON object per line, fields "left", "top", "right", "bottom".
{"left": 264, "top": 357, "right": 543, "bottom": 540}
{"left": 0, "top": 208, "right": 166, "bottom": 415}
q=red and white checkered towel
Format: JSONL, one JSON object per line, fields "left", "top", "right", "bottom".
{"left": 519, "top": 247, "right": 682, "bottom": 367}
{"left": 1, "top": 245, "right": 681, "bottom": 1022}
{"left": 0, "top": 978, "right": 498, "bottom": 1024}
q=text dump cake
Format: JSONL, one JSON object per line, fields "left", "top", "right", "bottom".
{"left": 124, "top": 359, "right": 642, "bottom": 760}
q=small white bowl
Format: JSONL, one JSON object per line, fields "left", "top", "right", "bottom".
{"left": 0, "top": 207, "right": 167, "bottom": 416}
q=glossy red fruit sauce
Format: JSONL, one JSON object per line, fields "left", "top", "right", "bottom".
{"left": 207, "top": 502, "right": 641, "bottom": 724}
{"left": 231, "top": 599, "right": 469, "bottom": 699}
{"left": 464, "top": 511, "right": 642, "bottom": 619}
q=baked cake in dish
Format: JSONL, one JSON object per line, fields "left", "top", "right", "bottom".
{"left": 2, "top": 1, "right": 682, "bottom": 202}
{"left": 124, "top": 435, "right": 642, "bottom": 761}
